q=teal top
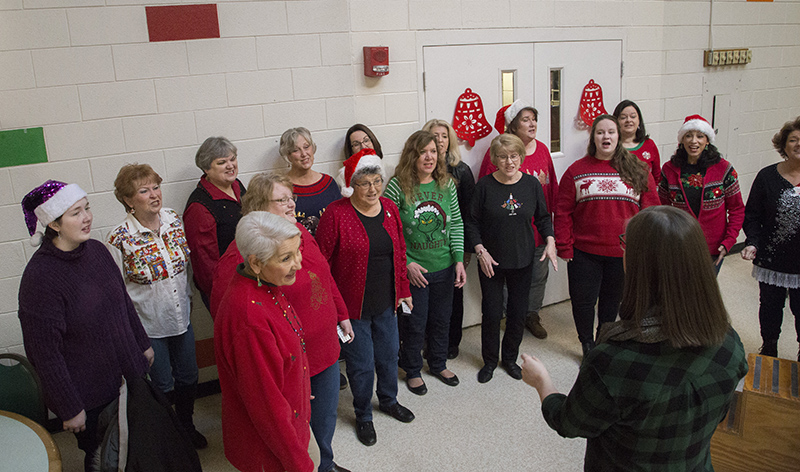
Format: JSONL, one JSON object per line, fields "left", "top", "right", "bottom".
{"left": 384, "top": 178, "right": 464, "bottom": 272}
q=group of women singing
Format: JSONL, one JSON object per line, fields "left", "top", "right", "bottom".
{"left": 15, "top": 102, "right": 800, "bottom": 471}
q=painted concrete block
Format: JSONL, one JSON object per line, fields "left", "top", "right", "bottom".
{"left": 0, "top": 310, "right": 23, "bottom": 348}
{"left": 384, "top": 92, "right": 419, "bottom": 124}
{"left": 89, "top": 150, "right": 166, "bottom": 192}
{"left": 9, "top": 159, "right": 93, "bottom": 202}
{"left": 354, "top": 94, "right": 386, "bottom": 127}
{"left": 0, "top": 205, "right": 28, "bottom": 243}
{"left": 627, "top": 26, "right": 665, "bottom": 52}
{"left": 509, "top": 0, "right": 555, "bottom": 28}
{"left": 89, "top": 190, "right": 125, "bottom": 229}
{"left": 305, "top": 129, "right": 345, "bottom": 165}
{"left": 660, "top": 73, "right": 702, "bottom": 98}
{"left": 67, "top": 7, "right": 148, "bottom": 46}
{"left": 0, "top": 170, "right": 13, "bottom": 206}
{"left": 45, "top": 119, "right": 126, "bottom": 162}
{"left": 351, "top": 31, "right": 416, "bottom": 63}
{"left": 195, "top": 106, "right": 264, "bottom": 142}
{"left": 32, "top": 46, "right": 114, "bottom": 87}
{"left": 663, "top": 96, "right": 700, "bottom": 122}
{"left": 353, "top": 61, "right": 415, "bottom": 95}
{"left": 0, "top": 0, "right": 22, "bottom": 9}
{"left": 350, "top": 1, "right": 408, "bottom": 32}
{"left": 321, "top": 33, "right": 351, "bottom": 66}
{"left": 218, "top": 1, "right": 287, "bottom": 37}
{"left": 257, "top": 34, "right": 321, "bottom": 70}
{"left": 0, "top": 9, "right": 69, "bottom": 50}
{"left": 0, "top": 51, "right": 35, "bottom": 91}
{"left": 625, "top": 76, "right": 662, "bottom": 102}
{"left": 78, "top": 80, "right": 157, "bottom": 120}
{"left": 625, "top": 51, "right": 665, "bottom": 78}
{"left": 122, "top": 112, "right": 197, "bottom": 152}
{"left": 187, "top": 37, "right": 257, "bottom": 75}
{"left": 662, "top": 26, "right": 707, "bottom": 51}
{"left": 0, "top": 87, "right": 81, "bottom": 129}
{"left": 163, "top": 146, "right": 199, "bottom": 183}
{"left": 293, "top": 65, "right": 355, "bottom": 100}
{"left": 0, "top": 242, "right": 25, "bottom": 278}
{"left": 24, "top": 0, "right": 102, "bottom": 7}
{"left": 263, "top": 100, "right": 328, "bottom": 137}
{"left": 226, "top": 69, "right": 294, "bottom": 107}
{"left": 287, "top": 0, "right": 349, "bottom": 34}
{"left": 233, "top": 137, "right": 276, "bottom": 173}
{"left": 113, "top": 42, "right": 189, "bottom": 80}
{"left": 371, "top": 122, "right": 419, "bottom": 156}
{"left": 409, "top": 0, "right": 461, "bottom": 30}
{"left": 463, "top": 0, "right": 511, "bottom": 28}
{"left": 326, "top": 97, "right": 356, "bottom": 131}
{"left": 155, "top": 74, "right": 227, "bottom": 113}
{"left": 161, "top": 180, "right": 196, "bottom": 215}
{"left": 663, "top": 1, "right": 709, "bottom": 26}
{"left": 663, "top": 50, "right": 703, "bottom": 75}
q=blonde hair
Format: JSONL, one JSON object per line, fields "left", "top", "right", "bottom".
{"left": 241, "top": 173, "right": 294, "bottom": 215}
{"left": 489, "top": 134, "right": 527, "bottom": 167}
{"left": 422, "top": 119, "right": 462, "bottom": 166}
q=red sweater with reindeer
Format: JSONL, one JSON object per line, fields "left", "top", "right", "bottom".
{"left": 555, "top": 155, "right": 660, "bottom": 259}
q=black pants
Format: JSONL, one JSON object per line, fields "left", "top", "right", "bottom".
{"left": 448, "top": 286, "right": 464, "bottom": 351}
{"left": 478, "top": 262, "right": 533, "bottom": 367}
{"left": 567, "top": 249, "right": 624, "bottom": 344}
{"left": 74, "top": 401, "right": 112, "bottom": 472}
{"left": 758, "top": 282, "right": 800, "bottom": 343}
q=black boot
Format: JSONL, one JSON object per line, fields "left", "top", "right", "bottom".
{"left": 174, "top": 383, "right": 208, "bottom": 449}
{"left": 759, "top": 339, "right": 778, "bottom": 358}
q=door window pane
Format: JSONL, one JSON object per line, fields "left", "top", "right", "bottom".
{"left": 550, "top": 69, "right": 562, "bottom": 152}
{"left": 502, "top": 70, "right": 516, "bottom": 107}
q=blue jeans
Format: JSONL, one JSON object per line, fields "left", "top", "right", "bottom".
{"left": 400, "top": 265, "right": 455, "bottom": 377}
{"left": 342, "top": 307, "right": 400, "bottom": 422}
{"left": 148, "top": 324, "right": 199, "bottom": 393}
{"left": 310, "top": 361, "right": 340, "bottom": 472}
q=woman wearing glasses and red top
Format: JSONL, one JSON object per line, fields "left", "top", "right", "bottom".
{"left": 555, "top": 115, "right": 659, "bottom": 360}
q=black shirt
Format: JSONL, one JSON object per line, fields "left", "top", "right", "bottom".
{"left": 355, "top": 204, "right": 394, "bottom": 318}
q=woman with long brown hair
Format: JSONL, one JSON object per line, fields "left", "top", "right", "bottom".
{"left": 554, "top": 115, "right": 659, "bottom": 359}
{"left": 384, "top": 130, "right": 466, "bottom": 394}
{"left": 522, "top": 206, "right": 747, "bottom": 471}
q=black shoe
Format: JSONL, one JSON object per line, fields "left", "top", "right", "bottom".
{"left": 355, "top": 421, "right": 376, "bottom": 446}
{"left": 759, "top": 339, "right": 778, "bottom": 358}
{"left": 339, "top": 372, "right": 348, "bottom": 390}
{"left": 501, "top": 362, "right": 522, "bottom": 380}
{"left": 447, "top": 346, "right": 459, "bottom": 359}
{"left": 430, "top": 369, "right": 459, "bottom": 386}
{"left": 581, "top": 341, "right": 596, "bottom": 360}
{"left": 406, "top": 378, "right": 427, "bottom": 396}
{"left": 477, "top": 365, "right": 494, "bottom": 383}
{"left": 379, "top": 402, "right": 415, "bottom": 423}
{"left": 331, "top": 463, "right": 352, "bottom": 472}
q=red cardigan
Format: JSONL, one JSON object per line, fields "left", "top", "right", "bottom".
{"left": 659, "top": 159, "right": 744, "bottom": 256}
{"left": 555, "top": 155, "right": 660, "bottom": 259}
{"left": 315, "top": 197, "right": 411, "bottom": 320}
{"left": 478, "top": 139, "right": 559, "bottom": 246}
{"left": 211, "top": 223, "right": 347, "bottom": 377}
{"left": 214, "top": 273, "right": 314, "bottom": 472}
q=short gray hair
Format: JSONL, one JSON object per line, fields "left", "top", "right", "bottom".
{"left": 195, "top": 136, "right": 237, "bottom": 172}
{"left": 279, "top": 127, "right": 317, "bottom": 164}
{"left": 351, "top": 165, "right": 385, "bottom": 185}
{"left": 236, "top": 211, "right": 300, "bottom": 267}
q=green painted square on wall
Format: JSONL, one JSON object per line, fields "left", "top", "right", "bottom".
{"left": 0, "top": 128, "right": 48, "bottom": 168}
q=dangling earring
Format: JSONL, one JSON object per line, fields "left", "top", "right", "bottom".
{"left": 257, "top": 274, "right": 263, "bottom": 287}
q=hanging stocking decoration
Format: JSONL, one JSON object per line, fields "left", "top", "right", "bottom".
{"left": 579, "top": 79, "right": 608, "bottom": 127}
{"left": 452, "top": 88, "right": 493, "bottom": 146}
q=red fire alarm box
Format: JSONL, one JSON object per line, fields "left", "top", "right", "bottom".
{"left": 363, "top": 46, "right": 389, "bottom": 77}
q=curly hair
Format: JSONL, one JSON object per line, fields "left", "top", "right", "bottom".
{"left": 392, "top": 130, "right": 450, "bottom": 205}
{"left": 772, "top": 116, "right": 800, "bottom": 159}
{"left": 113, "top": 163, "right": 163, "bottom": 212}
{"left": 587, "top": 115, "right": 650, "bottom": 194}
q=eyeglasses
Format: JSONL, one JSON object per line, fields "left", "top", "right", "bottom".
{"left": 496, "top": 154, "right": 521, "bottom": 162}
{"left": 353, "top": 178, "right": 383, "bottom": 189}
{"left": 351, "top": 136, "right": 372, "bottom": 151}
{"left": 619, "top": 233, "right": 626, "bottom": 250}
{"left": 270, "top": 195, "right": 297, "bottom": 205}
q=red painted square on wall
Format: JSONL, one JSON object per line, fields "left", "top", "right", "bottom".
{"left": 146, "top": 4, "right": 220, "bottom": 42}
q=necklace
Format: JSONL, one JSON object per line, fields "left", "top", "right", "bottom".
{"left": 267, "top": 286, "right": 306, "bottom": 352}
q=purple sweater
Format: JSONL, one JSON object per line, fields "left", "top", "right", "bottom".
{"left": 18, "top": 238, "right": 151, "bottom": 421}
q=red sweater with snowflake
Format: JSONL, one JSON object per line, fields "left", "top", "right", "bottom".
{"left": 626, "top": 138, "right": 661, "bottom": 185}
{"left": 555, "top": 155, "right": 660, "bottom": 259}
{"left": 478, "top": 139, "right": 558, "bottom": 246}
{"left": 659, "top": 159, "right": 744, "bottom": 256}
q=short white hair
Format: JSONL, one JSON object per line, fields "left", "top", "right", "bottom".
{"left": 236, "top": 211, "right": 300, "bottom": 267}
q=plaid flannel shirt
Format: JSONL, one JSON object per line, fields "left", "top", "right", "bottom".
{"left": 542, "top": 328, "right": 747, "bottom": 471}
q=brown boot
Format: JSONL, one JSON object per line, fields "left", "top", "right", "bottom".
{"left": 526, "top": 312, "right": 548, "bottom": 339}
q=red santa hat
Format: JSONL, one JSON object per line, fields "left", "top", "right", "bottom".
{"left": 677, "top": 114, "right": 715, "bottom": 145}
{"left": 494, "top": 99, "right": 534, "bottom": 134}
{"left": 338, "top": 148, "right": 385, "bottom": 198}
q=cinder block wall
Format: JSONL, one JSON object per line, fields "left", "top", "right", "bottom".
{"left": 2, "top": 1, "right": 799, "bottom": 377}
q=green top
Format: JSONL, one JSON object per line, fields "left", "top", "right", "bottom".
{"left": 384, "top": 178, "right": 464, "bottom": 272}
{"left": 541, "top": 327, "right": 747, "bottom": 471}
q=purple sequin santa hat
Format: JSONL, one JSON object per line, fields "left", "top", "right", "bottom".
{"left": 21, "top": 180, "right": 87, "bottom": 246}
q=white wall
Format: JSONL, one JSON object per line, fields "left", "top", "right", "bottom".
{"left": 2, "top": 0, "right": 799, "bottom": 361}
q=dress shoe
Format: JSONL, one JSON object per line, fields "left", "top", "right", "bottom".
{"left": 447, "top": 346, "right": 459, "bottom": 359}
{"left": 525, "top": 311, "right": 548, "bottom": 339}
{"left": 406, "top": 378, "right": 427, "bottom": 396}
{"left": 379, "top": 402, "right": 415, "bottom": 423}
{"left": 330, "top": 463, "right": 352, "bottom": 472}
{"left": 430, "top": 369, "right": 459, "bottom": 386}
{"left": 339, "top": 372, "right": 348, "bottom": 390}
{"left": 501, "top": 362, "right": 522, "bottom": 380}
{"left": 355, "top": 421, "right": 376, "bottom": 446}
{"left": 477, "top": 365, "right": 494, "bottom": 383}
